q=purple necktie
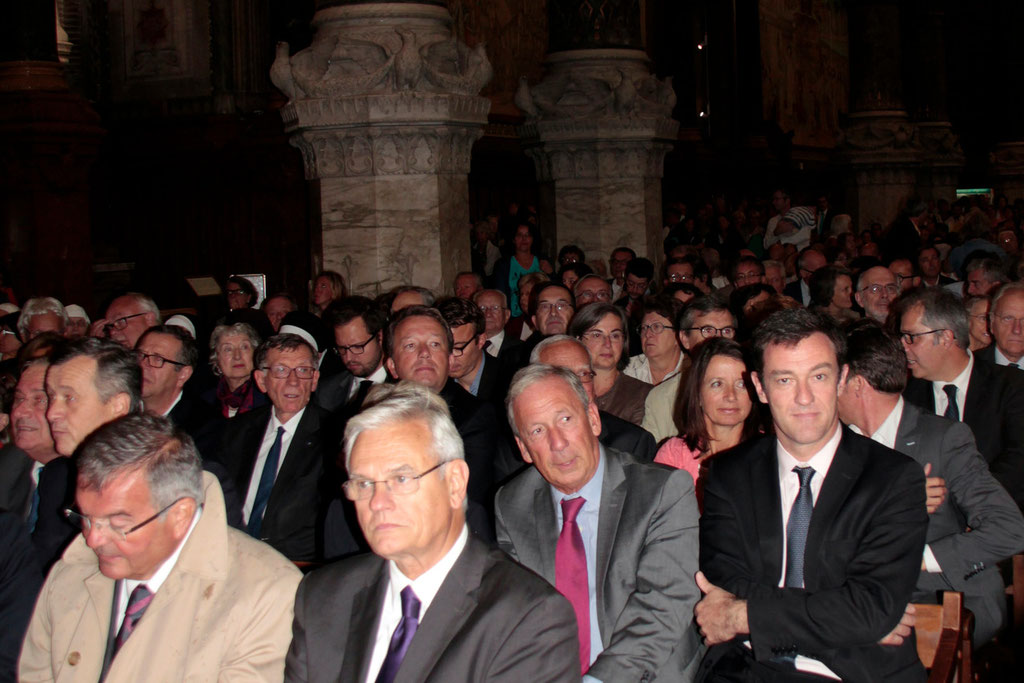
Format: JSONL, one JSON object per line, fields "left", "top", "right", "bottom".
{"left": 556, "top": 496, "right": 589, "bottom": 673}
{"left": 376, "top": 586, "right": 420, "bottom": 683}
{"left": 114, "top": 585, "right": 153, "bottom": 653}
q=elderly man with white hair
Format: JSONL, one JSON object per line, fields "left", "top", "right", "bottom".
{"left": 17, "top": 297, "right": 68, "bottom": 340}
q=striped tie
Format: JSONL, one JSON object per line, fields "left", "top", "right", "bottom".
{"left": 114, "top": 585, "right": 153, "bottom": 653}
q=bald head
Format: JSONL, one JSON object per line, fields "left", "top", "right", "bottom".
{"left": 535, "top": 337, "right": 596, "bottom": 402}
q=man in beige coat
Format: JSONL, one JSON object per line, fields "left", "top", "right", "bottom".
{"left": 19, "top": 413, "right": 301, "bottom": 682}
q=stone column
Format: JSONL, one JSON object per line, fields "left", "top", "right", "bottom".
{"left": 516, "top": 0, "right": 678, "bottom": 263}
{"left": 271, "top": 1, "right": 491, "bottom": 295}
{"left": 0, "top": 0, "right": 101, "bottom": 306}
{"left": 837, "top": 0, "right": 920, "bottom": 229}
{"left": 988, "top": 2, "right": 1024, "bottom": 199}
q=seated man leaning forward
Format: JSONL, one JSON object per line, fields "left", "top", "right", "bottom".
{"left": 284, "top": 381, "right": 579, "bottom": 683}
{"left": 19, "top": 413, "right": 301, "bottom": 683}
{"left": 496, "top": 364, "right": 703, "bottom": 681}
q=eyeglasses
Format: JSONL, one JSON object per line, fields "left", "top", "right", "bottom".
{"left": 136, "top": 351, "right": 186, "bottom": 369}
{"left": 859, "top": 284, "right": 899, "bottom": 296}
{"left": 64, "top": 497, "right": 187, "bottom": 541}
{"left": 536, "top": 301, "right": 573, "bottom": 314}
{"left": 226, "top": 288, "right": 245, "bottom": 295}
{"left": 335, "top": 335, "right": 375, "bottom": 356}
{"left": 639, "top": 322, "right": 675, "bottom": 336}
{"left": 899, "top": 329, "right": 948, "bottom": 345}
{"left": 342, "top": 462, "right": 444, "bottom": 501}
{"left": 576, "top": 290, "right": 611, "bottom": 302}
{"left": 684, "top": 325, "right": 736, "bottom": 339}
{"left": 451, "top": 338, "right": 477, "bottom": 357}
{"left": 104, "top": 312, "right": 146, "bottom": 333}
{"left": 991, "top": 314, "right": 1024, "bottom": 328}
{"left": 478, "top": 305, "right": 505, "bottom": 314}
{"left": 667, "top": 273, "right": 694, "bottom": 283}
{"left": 581, "top": 329, "right": 625, "bottom": 344}
{"left": 262, "top": 364, "right": 316, "bottom": 380}
{"left": 733, "top": 272, "right": 762, "bottom": 283}
{"left": 892, "top": 274, "right": 913, "bottom": 287}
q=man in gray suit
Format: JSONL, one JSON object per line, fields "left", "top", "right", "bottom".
{"left": 838, "top": 320, "right": 1024, "bottom": 644}
{"left": 284, "top": 381, "right": 579, "bottom": 683}
{"left": 496, "top": 364, "right": 703, "bottom": 682}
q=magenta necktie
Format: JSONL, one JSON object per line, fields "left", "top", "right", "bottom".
{"left": 114, "top": 585, "right": 153, "bottom": 653}
{"left": 556, "top": 496, "right": 589, "bottom": 673}
{"left": 376, "top": 586, "right": 420, "bottom": 683}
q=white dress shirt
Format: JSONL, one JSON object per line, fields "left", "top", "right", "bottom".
{"left": 930, "top": 351, "right": 973, "bottom": 420}
{"left": 994, "top": 345, "right": 1022, "bottom": 367}
{"left": 623, "top": 352, "right": 684, "bottom": 386}
{"left": 365, "top": 525, "right": 469, "bottom": 683}
{"left": 116, "top": 509, "right": 201, "bottom": 632}
{"left": 242, "top": 407, "right": 305, "bottom": 525}
{"left": 485, "top": 330, "right": 506, "bottom": 358}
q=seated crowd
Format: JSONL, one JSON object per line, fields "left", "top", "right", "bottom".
{"left": 3, "top": 189, "right": 1024, "bottom": 682}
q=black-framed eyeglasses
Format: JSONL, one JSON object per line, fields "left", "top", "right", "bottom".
{"left": 136, "top": 351, "right": 186, "bottom": 369}
{"left": 64, "top": 497, "right": 187, "bottom": 541}
{"left": 342, "top": 462, "right": 445, "bottom": 501}
{"left": 684, "top": 325, "right": 736, "bottom": 339}
{"left": 104, "top": 312, "right": 146, "bottom": 333}
{"left": 899, "top": 329, "right": 948, "bottom": 345}
{"left": 667, "top": 273, "right": 694, "bottom": 283}
{"left": 335, "top": 335, "right": 375, "bottom": 356}
{"left": 450, "top": 338, "right": 477, "bottom": 357}
{"left": 262, "top": 364, "right": 316, "bottom": 380}
{"left": 639, "top": 322, "right": 675, "bottom": 336}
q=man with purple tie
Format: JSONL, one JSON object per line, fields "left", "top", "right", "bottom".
{"left": 284, "top": 381, "right": 578, "bottom": 683}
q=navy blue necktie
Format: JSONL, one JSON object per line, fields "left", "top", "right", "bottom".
{"left": 785, "top": 466, "right": 816, "bottom": 588}
{"left": 942, "top": 384, "right": 959, "bottom": 421}
{"left": 247, "top": 426, "right": 284, "bottom": 538}
{"left": 376, "top": 586, "right": 421, "bottom": 683}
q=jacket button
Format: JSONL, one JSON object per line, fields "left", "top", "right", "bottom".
{"left": 68, "top": 652, "right": 81, "bottom": 665}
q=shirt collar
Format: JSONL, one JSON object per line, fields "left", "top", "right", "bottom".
{"left": 932, "top": 349, "right": 973, "bottom": 398}
{"left": 367, "top": 365, "right": 389, "bottom": 384}
{"left": 994, "top": 345, "right": 1022, "bottom": 366}
{"left": 125, "top": 507, "right": 202, "bottom": 597}
{"left": 160, "top": 391, "right": 184, "bottom": 417}
{"left": 468, "top": 354, "right": 486, "bottom": 396}
{"left": 848, "top": 397, "right": 903, "bottom": 449}
{"left": 271, "top": 405, "right": 306, "bottom": 432}
{"left": 387, "top": 523, "right": 468, "bottom": 619}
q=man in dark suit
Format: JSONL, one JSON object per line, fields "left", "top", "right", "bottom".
{"left": 838, "top": 320, "right": 1024, "bottom": 644}
{"left": 473, "top": 289, "right": 522, "bottom": 363}
{"left": 976, "top": 281, "right": 1024, "bottom": 369}
{"left": 883, "top": 199, "right": 926, "bottom": 264}
{"left": 496, "top": 364, "right": 702, "bottom": 681}
{"left": 695, "top": 309, "right": 928, "bottom": 682}
{"left": 897, "top": 287, "right": 1024, "bottom": 509}
{"left": 284, "top": 382, "right": 579, "bottom": 682}
{"left": 510, "top": 282, "right": 576, "bottom": 370}
{"left": 314, "top": 296, "right": 390, "bottom": 414}
{"left": 135, "top": 325, "right": 223, "bottom": 458}
{"left": 384, "top": 306, "right": 498, "bottom": 508}
{"left": 917, "top": 246, "right": 955, "bottom": 288}
{"left": 438, "top": 297, "right": 510, "bottom": 405}
{"left": 215, "top": 333, "right": 336, "bottom": 562}
{"left": 782, "top": 248, "right": 825, "bottom": 306}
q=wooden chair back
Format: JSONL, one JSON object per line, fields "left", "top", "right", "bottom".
{"left": 913, "top": 591, "right": 971, "bottom": 683}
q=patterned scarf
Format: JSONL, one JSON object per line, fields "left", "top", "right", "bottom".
{"left": 215, "top": 376, "right": 257, "bottom": 418}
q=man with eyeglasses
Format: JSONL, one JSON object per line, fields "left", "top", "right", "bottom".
{"left": 854, "top": 265, "right": 899, "bottom": 323}
{"left": 643, "top": 297, "right": 738, "bottom": 443}
{"left": 384, "top": 306, "right": 498, "bottom": 509}
{"left": 978, "top": 282, "right": 1024, "bottom": 370}
{"left": 512, "top": 282, "right": 577, "bottom": 369}
{"left": 90, "top": 293, "right": 161, "bottom": 349}
{"left": 135, "top": 325, "right": 222, "bottom": 460}
{"left": 20, "top": 413, "right": 301, "bottom": 683}
{"left": 898, "top": 287, "right": 1024, "bottom": 510}
{"left": 438, "top": 297, "right": 509, "bottom": 404}
{"left": 887, "top": 258, "right": 918, "bottom": 294}
{"left": 573, "top": 274, "right": 613, "bottom": 310}
{"left": 472, "top": 288, "right": 522, "bottom": 362}
{"left": 215, "top": 333, "right": 336, "bottom": 561}
{"left": 496, "top": 364, "right": 702, "bottom": 681}
{"left": 313, "top": 296, "right": 389, "bottom": 414}
{"left": 284, "top": 382, "right": 579, "bottom": 682}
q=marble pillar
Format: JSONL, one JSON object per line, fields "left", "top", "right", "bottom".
{"left": 838, "top": 0, "right": 920, "bottom": 229}
{"left": 271, "top": 1, "right": 491, "bottom": 296}
{"left": 516, "top": 0, "right": 677, "bottom": 263}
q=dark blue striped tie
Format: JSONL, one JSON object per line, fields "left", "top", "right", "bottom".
{"left": 785, "top": 466, "right": 815, "bottom": 588}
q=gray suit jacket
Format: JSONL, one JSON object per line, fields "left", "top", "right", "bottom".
{"left": 894, "top": 401, "right": 1024, "bottom": 643}
{"left": 495, "top": 447, "right": 703, "bottom": 682}
{"left": 284, "top": 532, "right": 580, "bottom": 682}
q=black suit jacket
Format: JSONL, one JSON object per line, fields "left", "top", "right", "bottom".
{"left": 0, "top": 444, "right": 33, "bottom": 520}
{"left": 782, "top": 279, "right": 806, "bottom": 305}
{"left": 600, "top": 411, "right": 656, "bottom": 462}
{"left": 168, "top": 391, "right": 224, "bottom": 460}
{"left": 215, "top": 403, "right": 337, "bottom": 562}
{"left": 699, "top": 429, "right": 928, "bottom": 683}
{"left": 0, "top": 510, "right": 42, "bottom": 681}
{"left": 30, "top": 456, "right": 77, "bottom": 572}
{"left": 473, "top": 353, "right": 511, "bottom": 405}
{"left": 440, "top": 380, "right": 497, "bottom": 507}
{"left": 903, "top": 357, "right": 1024, "bottom": 509}
{"left": 284, "top": 533, "right": 580, "bottom": 683}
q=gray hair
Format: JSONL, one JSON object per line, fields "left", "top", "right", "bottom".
{"left": 991, "top": 281, "right": 1024, "bottom": 314}
{"left": 18, "top": 297, "right": 69, "bottom": 339}
{"left": 77, "top": 413, "right": 205, "bottom": 509}
{"left": 208, "top": 322, "right": 261, "bottom": 373}
{"left": 894, "top": 287, "right": 970, "bottom": 350}
{"left": 762, "top": 259, "right": 784, "bottom": 273}
{"left": 530, "top": 334, "right": 590, "bottom": 364}
{"left": 122, "top": 293, "right": 163, "bottom": 324}
{"left": 506, "top": 364, "right": 590, "bottom": 439}
{"left": 472, "top": 288, "right": 508, "bottom": 309}
{"left": 49, "top": 337, "right": 143, "bottom": 414}
{"left": 343, "top": 381, "right": 464, "bottom": 473}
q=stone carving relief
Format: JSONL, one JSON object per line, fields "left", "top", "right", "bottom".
{"left": 990, "top": 142, "right": 1024, "bottom": 176}
{"left": 525, "top": 140, "right": 672, "bottom": 182}
{"left": 838, "top": 117, "right": 919, "bottom": 153}
{"left": 270, "top": 27, "right": 493, "bottom": 102}
{"left": 917, "top": 123, "right": 963, "bottom": 164}
{"left": 515, "top": 70, "right": 675, "bottom": 121}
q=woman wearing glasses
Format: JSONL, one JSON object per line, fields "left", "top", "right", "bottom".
{"left": 204, "top": 322, "right": 267, "bottom": 418}
{"left": 623, "top": 297, "right": 685, "bottom": 386}
{"left": 569, "top": 303, "right": 651, "bottom": 426}
{"left": 655, "top": 338, "right": 761, "bottom": 508}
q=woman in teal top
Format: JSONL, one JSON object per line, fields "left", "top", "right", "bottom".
{"left": 494, "top": 224, "right": 552, "bottom": 316}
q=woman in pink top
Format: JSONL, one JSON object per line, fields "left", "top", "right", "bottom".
{"left": 655, "top": 338, "right": 761, "bottom": 509}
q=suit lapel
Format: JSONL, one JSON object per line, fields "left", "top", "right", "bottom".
{"left": 531, "top": 485, "right": 559, "bottom": 583}
{"left": 268, "top": 407, "right": 320, "bottom": 509}
{"left": 804, "top": 430, "right": 865, "bottom": 588}
{"left": 397, "top": 539, "right": 484, "bottom": 682}
{"left": 962, "top": 361, "right": 986, "bottom": 425}
{"left": 596, "top": 450, "right": 626, "bottom": 630}
{"left": 236, "top": 409, "right": 271, "bottom": 491}
{"left": 750, "top": 441, "right": 784, "bottom": 583}
{"left": 894, "top": 402, "right": 922, "bottom": 461}
{"left": 341, "top": 564, "right": 389, "bottom": 682}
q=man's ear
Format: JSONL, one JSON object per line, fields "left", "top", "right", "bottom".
{"left": 108, "top": 392, "right": 132, "bottom": 418}
{"left": 513, "top": 436, "right": 534, "bottom": 464}
{"left": 175, "top": 365, "right": 194, "bottom": 391}
{"left": 444, "top": 459, "right": 470, "bottom": 509}
{"left": 751, "top": 371, "right": 769, "bottom": 405}
{"left": 253, "top": 369, "right": 269, "bottom": 394}
{"left": 837, "top": 363, "right": 850, "bottom": 392}
{"left": 854, "top": 290, "right": 864, "bottom": 309}
{"left": 385, "top": 356, "right": 397, "bottom": 380}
